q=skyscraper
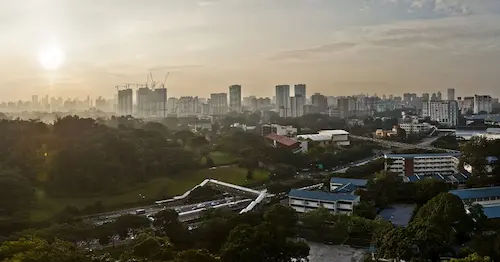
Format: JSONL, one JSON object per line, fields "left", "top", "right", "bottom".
{"left": 118, "top": 88, "right": 133, "bottom": 116}
{"left": 229, "top": 85, "right": 242, "bottom": 112}
{"left": 293, "top": 84, "right": 306, "bottom": 117}
{"left": 447, "top": 88, "right": 455, "bottom": 101}
{"left": 275, "top": 85, "right": 290, "bottom": 117}
{"left": 210, "top": 93, "right": 228, "bottom": 116}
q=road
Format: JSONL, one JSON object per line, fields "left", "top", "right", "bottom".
{"left": 350, "top": 134, "right": 459, "bottom": 153}
{"left": 87, "top": 196, "right": 241, "bottom": 225}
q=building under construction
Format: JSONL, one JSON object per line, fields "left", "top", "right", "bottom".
{"left": 116, "top": 73, "right": 168, "bottom": 118}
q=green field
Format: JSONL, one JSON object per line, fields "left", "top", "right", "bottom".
{"left": 30, "top": 166, "right": 269, "bottom": 222}
{"left": 207, "top": 151, "right": 240, "bottom": 165}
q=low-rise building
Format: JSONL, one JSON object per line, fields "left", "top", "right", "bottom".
{"left": 297, "top": 129, "right": 350, "bottom": 146}
{"left": 330, "top": 177, "right": 368, "bottom": 193}
{"left": 261, "top": 124, "right": 297, "bottom": 137}
{"left": 399, "top": 122, "right": 433, "bottom": 135}
{"left": 288, "top": 189, "right": 360, "bottom": 215}
{"left": 384, "top": 152, "right": 461, "bottom": 177}
{"left": 450, "top": 186, "right": 500, "bottom": 219}
{"left": 265, "top": 133, "right": 306, "bottom": 153}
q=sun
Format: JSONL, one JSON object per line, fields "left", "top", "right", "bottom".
{"left": 38, "top": 45, "right": 65, "bottom": 70}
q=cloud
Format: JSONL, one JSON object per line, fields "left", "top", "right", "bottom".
{"left": 365, "top": 18, "right": 500, "bottom": 49}
{"left": 381, "top": 0, "right": 472, "bottom": 15}
{"left": 269, "top": 42, "right": 357, "bottom": 61}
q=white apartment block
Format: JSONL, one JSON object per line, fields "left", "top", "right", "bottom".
{"left": 399, "top": 122, "right": 433, "bottom": 134}
{"left": 288, "top": 189, "right": 360, "bottom": 215}
{"left": 474, "top": 95, "right": 493, "bottom": 114}
{"left": 384, "top": 153, "right": 461, "bottom": 177}
{"left": 422, "top": 100, "right": 458, "bottom": 127}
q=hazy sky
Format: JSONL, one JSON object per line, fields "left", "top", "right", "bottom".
{"left": 1, "top": 0, "right": 500, "bottom": 100}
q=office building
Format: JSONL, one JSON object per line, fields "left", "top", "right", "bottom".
{"left": 447, "top": 88, "right": 455, "bottom": 101}
{"left": 276, "top": 85, "right": 290, "bottom": 117}
{"left": 474, "top": 95, "right": 493, "bottom": 114}
{"left": 229, "top": 85, "right": 242, "bottom": 112}
{"left": 288, "top": 189, "right": 360, "bottom": 215}
{"left": 117, "top": 88, "right": 133, "bottom": 116}
{"left": 422, "top": 100, "right": 458, "bottom": 127}
{"left": 209, "top": 93, "right": 228, "bottom": 116}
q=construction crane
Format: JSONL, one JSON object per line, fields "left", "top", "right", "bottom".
{"left": 160, "top": 72, "right": 170, "bottom": 89}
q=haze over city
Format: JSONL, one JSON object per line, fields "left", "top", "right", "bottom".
{"left": 2, "top": 0, "right": 500, "bottom": 100}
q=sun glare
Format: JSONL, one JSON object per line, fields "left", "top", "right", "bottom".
{"left": 38, "top": 45, "right": 65, "bottom": 70}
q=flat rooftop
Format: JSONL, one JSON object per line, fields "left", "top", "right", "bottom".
{"left": 385, "top": 152, "right": 461, "bottom": 158}
{"left": 289, "top": 189, "right": 360, "bottom": 202}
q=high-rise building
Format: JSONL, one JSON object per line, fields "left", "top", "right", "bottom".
{"left": 457, "top": 96, "right": 474, "bottom": 115}
{"left": 210, "top": 93, "right": 228, "bottom": 116}
{"left": 474, "top": 95, "right": 492, "bottom": 114}
{"left": 177, "top": 96, "right": 200, "bottom": 117}
{"left": 447, "top": 88, "right": 455, "bottom": 101}
{"left": 229, "top": 85, "right": 242, "bottom": 112}
{"left": 152, "top": 88, "right": 167, "bottom": 117}
{"left": 117, "top": 88, "right": 133, "bottom": 116}
{"left": 290, "top": 95, "right": 305, "bottom": 117}
{"left": 437, "top": 91, "right": 442, "bottom": 101}
{"left": 311, "top": 93, "right": 328, "bottom": 113}
{"left": 422, "top": 93, "right": 430, "bottom": 102}
{"left": 294, "top": 84, "right": 306, "bottom": 102}
{"left": 135, "top": 87, "right": 167, "bottom": 118}
{"left": 276, "top": 85, "right": 290, "bottom": 117}
{"left": 422, "top": 100, "right": 458, "bottom": 127}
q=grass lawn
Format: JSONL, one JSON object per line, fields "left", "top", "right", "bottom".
{"left": 30, "top": 166, "right": 269, "bottom": 223}
{"left": 207, "top": 151, "right": 240, "bottom": 166}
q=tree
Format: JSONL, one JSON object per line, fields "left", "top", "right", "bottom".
{"left": 374, "top": 227, "right": 416, "bottom": 260}
{"left": 353, "top": 201, "right": 377, "bottom": 219}
{"left": 153, "top": 210, "right": 191, "bottom": 247}
{"left": 0, "top": 237, "right": 89, "bottom": 262}
{"left": 467, "top": 204, "right": 487, "bottom": 231}
{"left": 414, "top": 179, "right": 449, "bottom": 205}
{"left": 451, "top": 253, "right": 491, "bottom": 262}
{"left": 263, "top": 204, "right": 298, "bottom": 237}
{"left": 461, "top": 137, "right": 489, "bottom": 177}
{"left": 112, "top": 214, "right": 150, "bottom": 238}
{"left": 175, "top": 249, "right": 219, "bottom": 262}
{"left": 220, "top": 223, "right": 309, "bottom": 262}
{"left": 0, "top": 169, "right": 34, "bottom": 214}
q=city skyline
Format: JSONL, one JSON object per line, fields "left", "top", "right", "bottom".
{"left": 2, "top": 0, "right": 500, "bottom": 100}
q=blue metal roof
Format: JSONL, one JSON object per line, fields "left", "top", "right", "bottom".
{"left": 330, "top": 177, "right": 368, "bottom": 187}
{"left": 289, "top": 189, "right": 360, "bottom": 202}
{"left": 385, "top": 152, "right": 461, "bottom": 158}
{"left": 333, "top": 183, "right": 358, "bottom": 193}
{"left": 482, "top": 205, "right": 500, "bottom": 219}
{"left": 450, "top": 186, "right": 500, "bottom": 200}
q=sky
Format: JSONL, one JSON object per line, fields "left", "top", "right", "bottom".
{"left": 1, "top": 0, "right": 500, "bottom": 100}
